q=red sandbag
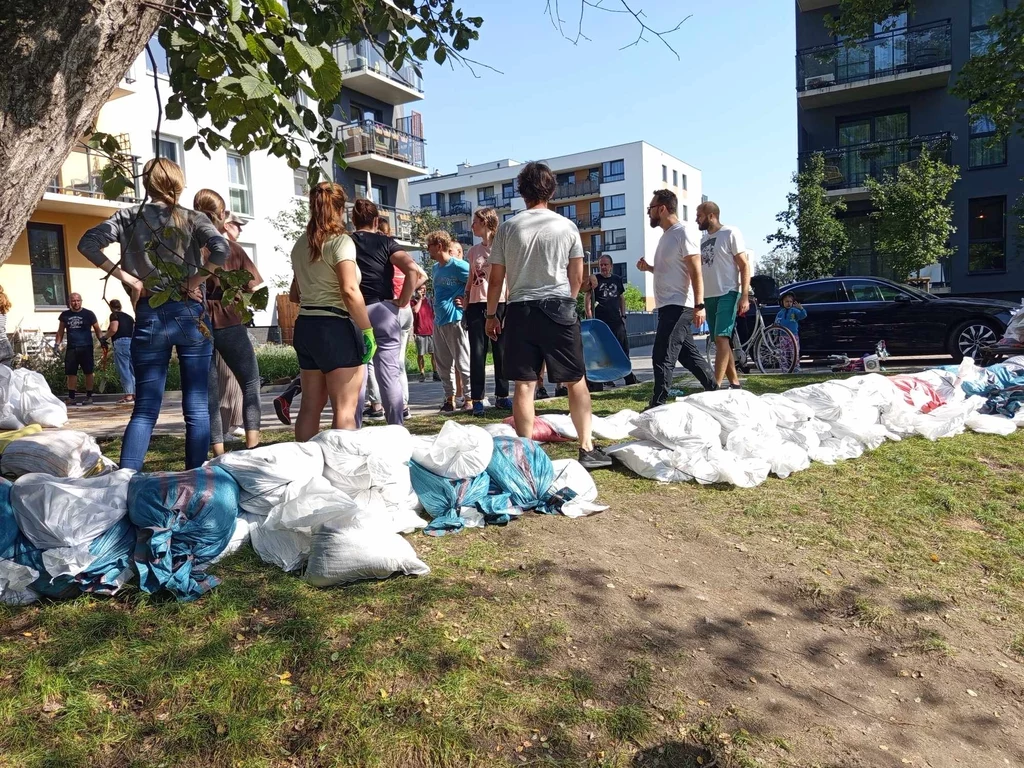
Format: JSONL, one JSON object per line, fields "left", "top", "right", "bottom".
{"left": 890, "top": 375, "right": 944, "bottom": 414}
{"left": 502, "top": 416, "right": 570, "bottom": 443}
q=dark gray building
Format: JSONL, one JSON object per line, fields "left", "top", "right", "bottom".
{"left": 795, "top": 0, "right": 1023, "bottom": 299}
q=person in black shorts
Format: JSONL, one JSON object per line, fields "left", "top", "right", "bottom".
{"left": 56, "top": 293, "right": 106, "bottom": 406}
{"left": 584, "top": 254, "right": 639, "bottom": 387}
{"left": 485, "top": 162, "right": 612, "bottom": 470}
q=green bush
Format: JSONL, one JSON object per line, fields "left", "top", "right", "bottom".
{"left": 256, "top": 344, "right": 299, "bottom": 383}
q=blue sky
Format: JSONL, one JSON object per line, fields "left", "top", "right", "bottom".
{"left": 412, "top": 0, "right": 798, "bottom": 257}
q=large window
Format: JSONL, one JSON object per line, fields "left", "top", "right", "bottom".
{"left": 477, "top": 186, "right": 495, "bottom": 205}
{"left": 226, "top": 152, "right": 253, "bottom": 216}
{"left": 556, "top": 172, "right": 574, "bottom": 186}
{"left": 601, "top": 160, "right": 624, "bottom": 183}
{"left": 971, "top": 0, "right": 1006, "bottom": 56}
{"left": 602, "top": 194, "right": 626, "bottom": 217}
{"left": 968, "top": 197, "right": 1006, "bottom": 273}
{"left": 420, "top": 192, "right": 443, "bottom": 209}
{"left": 152, "top": 133, "right": 183, "bottom": 168}
{"left": 27, "top": 224, "right": 68, "bottom": 309}
{"left": 590, "top": 233, "right": 603, "bottom": 254}
{"left": 969, "top": 114, "right": 1006, "bottom": 169}
{"left": 672, "top": 170, "right": 678, "bottom": 187}
{"left": 449, "top": 190, "right": 465, "bottom": 205}
{"left": 145, "top": 36, "right": 170, "bottom": 76}
{"left": 662, "top": 165, "right": 667, "bottom": 182}
{"left": 293, "top": 168, "right": 308, "bottom": 197}
{"left": 555, "top": 204, "right": 577, "bottom": 220}
{"left": 681, "top": 173, "right": 687, "bottom": 191}
{"left": 605, "top": 229, "right": 627, "bottom": 251}
{"left": 355, "top": 182, "right": 387, "bottom": 205}
{"left": 502, "top": 182, "right": 516, "bottom": 200}
{"left": 350, "top": 101, "right": 383, "bottom": 123}
{"left": 681, "top": 204, "right": 688, "bottom": 221}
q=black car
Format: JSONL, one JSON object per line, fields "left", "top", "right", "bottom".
{"left": 759, "top": 276, "right": 1017, "bottom": 361}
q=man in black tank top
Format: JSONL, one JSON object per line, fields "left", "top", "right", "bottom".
{"left": 584, "top": 255, "right": 639, "bottom": 386}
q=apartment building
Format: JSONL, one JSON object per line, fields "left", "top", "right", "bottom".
{"left": 3, "top": 35, "right": 427, "bottom": 335}
{"left": 795, "top": 0, "right": 1024, "bottom": 299}
{"left": 409, "top": 142, "right": 702, "bottom": 309}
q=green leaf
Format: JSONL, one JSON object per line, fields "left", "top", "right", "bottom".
{"left": 149, "top": 289, "right": 172, "bottom": 308}
{"left": 102, "top": 173, "right": 130, "bottom": 201}
{"left": 164, "top": 100, "right": 183, "bottom": 120}
{"left": 256, "top": 0, "right": 288, "bottom": 16}
{"left": 240, "top": 75, "right": 276, "bottom": 99}
{"left": 245, "top": 34, "right": 270, "bottom": 63}
{"left": 277, "top": 94, "right": 301, "bottom": 128}
{"left": 433, "top": 47, "right": 447, "bottom": 65}
{"left": 251, "top": 286, "right": 270, "bottom": 312}
{"left": 183, "top": 136, "right": 197, "bottom": 151}
{"left": 284, "top": 37, "right": 324, "bottom": 73}
{"left": 227, "top": 22, "right": 247, "bottom": 51}
{"left": 169, "top": 30, "right": 190, "bottom": 49}
{"left": 310, "top": 53, "right": 342, "bottom": 101}
{"left": 227, "top": 0, "right": 242, "bottom": 22}
{"left": 411, "top": 36, "right": 430, "bottom": 60}
{"left": 197, "top": 56, "right": 226, "bottom": 79}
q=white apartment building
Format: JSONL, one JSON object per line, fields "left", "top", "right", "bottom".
{"left": 409, "top": 142, "right": 703, "bottom": 309}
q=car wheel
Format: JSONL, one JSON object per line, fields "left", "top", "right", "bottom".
{"left": 948, "top": 319, "right": 999, "bottom": 362}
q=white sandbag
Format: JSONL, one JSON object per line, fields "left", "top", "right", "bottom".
{"left": 0, "top": 560, "right": 39, "bottom": 606}
{"left": 409, "top": 420, "right": 493, "bottom": 479}
{"left": 608, "top": 441, "right": 770, "bottom": 488}
{"left": 608, "top": 441, "right": 696, "bottom": 484}
{"left": 263, "top": 476, "right": 360, "bottom": 533}
{"left": 828, "top": 417, "right": 899, "bottom": 450}
{"left": 17, "top": 369, "right": 68, "bottom": 427}
{"left": 592, "top": 410, "right": 642, "bottom": 441}
{"left": 1, "top": 429, "right": 106, "bottom": 479}
{"left": 784, "top": 379, "right": 864, "bottom": 422}
{"left": 725, "top": 424, "right": 810, "bottom": 479}
{"left": 313, "top": 425, "right": 413, "bottom": 494}
{"left": 685, "top": 388, "right": 776, "bottom": 436}
{"left": 482, "top": 423, "right": 517, "bottom": 438}
{"left": 209, "top": 512, "right": 260, "bottom": 565}
{"left": 350, "top": 465, "right": 426, "bottom": 533}
{"left": 305, "top": 522, "right": 430, "bottom": 587}
{"left": 11, "top": 470, "right": 134, "bottom": 577}
{"left": 811, "top": 436, "right": 864, "bottom": 464}
{"left": 630, "top": 401, "right": 722, "bottom": 451}
{"left": 539, "top": 414, "right": 578, "bottom": 440}
{"left": 909, "top": 397, "right": 981, "bottom": 441}
{"left": 547, "top": 459, "right": 608, "bottom": 518}
{"left": 966, "top": 412, "right": 1017, "bottom": 436}
{"left": 250, "top": 523, "right": 310, "bottom": 573}
{"left": 0, "top": 367, "right": 25, "bottom": 430}
{"left": 761, "top": 394, "right": 816, "bottom": 428}
{"left": 209, "top": 441, "right": 324, "bottom": 516}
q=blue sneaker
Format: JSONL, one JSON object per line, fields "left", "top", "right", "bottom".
{"left": 495, "top": 397, "right": 513, "bottom": 410}
{"left": 472, "top": 401, "right": 485, "bottom": 417}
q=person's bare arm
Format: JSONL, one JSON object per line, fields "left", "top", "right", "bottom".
{"left": 568, "top": 257, "right": 585, "bottom": 299}
{"left": 390, "top": 251, "right": 419, "bottom": 308}
{"left": 619, "top": 292, "right": 626, "bottom": 318}
{"left": 107, "top": 319, "right": 119, "bottom": 339}
{"left": 735, "top": 251, "right": 751, "bottom": 315}
{"left": 55, "top": 320, "right": 66, "bottom": 347}
{"left": 289, "top": 276, "right": 300, "bottom": 304}
{"left": 485, "top": 264, "right": 507, "bottom": 341}
{"left": 685, "top": 253, "right": 706, "bottom": 328}
{"left": 93, "top": 322, "right": 106, "bottom": 346}
{"left": 584, "top": 281, "right": 594, "bottom": 318}
{"left": 336, "top": 260, "right": 371, "bottom": 331}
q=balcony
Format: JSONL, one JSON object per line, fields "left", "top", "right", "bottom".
{"left": 801, "top": 132, "right": 954, "bottom": 199}
{"left": 338, "top": 119, "right": 426, "bottom": 179}
{"left": 602, "top": 233, "right": 627, "bottom": 252}
{"left": 576, "top": 215, "right": 602, "bottom": 232}
{"left": 343, "top": 202, "right": 415, "bottom": 244}
{"left": 552, "top": 178, "right": 600, "bottom": 202}
{"left": 441, "top": 200, "right": 472, "bottom": 217}
{"left": 39, "top": 140, "right": 142, "bottom": 216}
{"left": 109, "top": 66, "right": 138, "bottom": 101}
{"left": 455, "top": 232, "right": 474, "bottom": 247}
{"left": 797, "top": 19, "right": 952, "bottom": 108}
{"left": 477, "top": 196, "right": 497, "bottom": 209}
{"left": 333, "top": 41, "right": 424, "bottom": 105}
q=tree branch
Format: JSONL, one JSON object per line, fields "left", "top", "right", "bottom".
{"left": 549, "top": 0, "right": 690, "bottom": 58}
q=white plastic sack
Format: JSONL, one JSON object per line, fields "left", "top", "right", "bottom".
{"left": 784, "top": 379, "right": 865, "bottom": 422}
{"left": 539, "top": 414, "right": 578, "bottom": 440}
{"left": 482, "top": 423, "right": 517, "bottom": 438}
{"left": 966, "top": 412, "right": 1017, "bottom": 436}
{"left": 210, "top": 442, "right": 324, "bottom": 516}
{"left": 685, "top": 389, "right": 776, "bottom": 436}
{"left": 761, "top": 394, "right": 816, "bottom": 429}
{"left": 908, "top": 397, "right": 982, "bottom": 441}
{"left": 547, "top": 459, "right": 608, "bottom": 518}
{"left": 250, "top": 523, "right": 310, "bottom": 573}
{"left": 314, "top": 425, "right": 413, "bottom": 494}
{"left": 592, "top": 410, "right": 642, "bottom": 441}
{"left": 608, "top": 441, "right": 770, "bottom": 488}
{"left": 1, "top": 429, "right": 106, "bottom": 479}
{"left": 630, "top": 402, "right": 723, "bottom": 451}
{"left": 812, "top": 435, "right": 864, "bottom": 464}
{"left": 10, "top": 470, "right": 134, "bottom": 577}
{"left": 0, "top": 367, "right": 25, "bottom": 430}
{"left": 410, "top": 421, "right": 493, "bottom": 479}
{"left": 349, "top": 465, "right": 426, "bottom": 533}
{"left": 305, "top": 522, "right": 430, "bottom": 587}
{"left": 209, "top": 512, "right": 260, "bottom": 565}
{"left": 725, "top": 424, "right": 811, "bottom": 479}
{"left": 0, "top": 560, "right": 39, "bottom": 606}
{"left": 18, "top": 369, "right": 68, "bottom": 428}
{"left": 263, "top": 476, "right": 360, "bottom": 533}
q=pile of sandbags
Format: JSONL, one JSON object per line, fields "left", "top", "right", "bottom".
{"left": 1, "top": 429, "right": 114, "bottom": 479}
{"left": 0, "top": 367, "right": 67, "bottom": 430}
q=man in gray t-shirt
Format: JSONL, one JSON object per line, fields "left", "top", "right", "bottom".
{"left": 485, "top": 162, "right": 611, "bottom": 470}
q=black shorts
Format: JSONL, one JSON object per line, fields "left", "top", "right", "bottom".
{"left": 293, "top": 314, "right": 365, "bottom": 373}
{"left": 64, "top": 345, "right": 94, "bottom": 375}
{"left": 504, "top": 299, "right": 586, "bottom": 384}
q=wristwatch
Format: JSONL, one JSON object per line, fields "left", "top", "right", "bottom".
{"left": 694, "top": 303, "right": 705, "bottom": 310}
{"left": 486, "top": 313, "right": 497, "bottom": 320}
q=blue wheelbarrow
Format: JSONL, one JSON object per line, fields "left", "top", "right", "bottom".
{"left": 580, "top": 319, "right": 633, "bottom": 384}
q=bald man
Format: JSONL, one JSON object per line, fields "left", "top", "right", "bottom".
{"left": 56, "top": 293, "right": 106, "bottom": 406}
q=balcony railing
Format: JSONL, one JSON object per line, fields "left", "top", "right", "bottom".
{"left": 552, "top": 178, "right": 600, "bottom": 201}
{"left": 477, "top": 196, "right": 497, "bottom": 208}
{"left": 47, "top": 141, "right": 142, "bottom": 202}
{"left": 575, "top": 215, "right": 602, "bottom": 230}
{"left": 339, "top": 120, "right": 426, "bottom": 168}
{"left": 800, "top": 132, "right": 954, "bottom": 191}
{"left": 441, "top": 200, "right": 472, "bottom": 217}
{"left": 333, "top": 41, "right": 423, "bottom": 93}
{"left": 797, "top": 19, "right": 951, "bottom": 91}
{"left": 344, "top": 203, "right": 415, "bottom": 242}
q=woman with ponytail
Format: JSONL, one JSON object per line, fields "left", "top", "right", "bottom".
{"left": 289, "top": 182, "right": 376, "bottom": 440}
{"left": 78, "top": 157, "right": 230, "bottom": 470}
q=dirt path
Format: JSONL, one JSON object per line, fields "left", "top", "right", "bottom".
{"left": 473, "top": 487, "right": 1024, "bottom": 767}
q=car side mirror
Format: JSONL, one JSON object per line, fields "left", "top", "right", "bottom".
{"left": 894, "top": 294, "right": 912, "bottom": 303}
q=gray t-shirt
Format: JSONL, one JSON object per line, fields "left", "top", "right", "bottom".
{"left": 489, "top": 208, "right": 584, "bottom": 303}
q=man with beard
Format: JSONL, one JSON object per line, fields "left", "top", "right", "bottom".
{"left": 585, "top": 254, "right": 639, "bottom": 386}
{"left": 636, "top": 189, "right": 716, "bottom": 409}
{"left": 697, "top": 201, "right": 750, "bottom": 389}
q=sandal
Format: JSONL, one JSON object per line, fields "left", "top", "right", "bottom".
{"left": 117, "top": 397, "right": 134, "bottom": 404}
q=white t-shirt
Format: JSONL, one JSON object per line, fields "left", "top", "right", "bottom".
{"left": 490, "top": 208, "right": 584, "bottom": 303}
{"left": 651, "top": 222, "right": 700, "bottom": 309}
{"left": 700, "top": 225, "right": 746, "bottom": 299}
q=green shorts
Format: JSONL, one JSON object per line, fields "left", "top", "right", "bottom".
{"left": 706, "top": 291, "right": 740, "bottom": 338}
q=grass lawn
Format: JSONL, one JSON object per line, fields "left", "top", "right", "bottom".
{"left": 2, "top": 375, "right": 1022, "bottom": 767}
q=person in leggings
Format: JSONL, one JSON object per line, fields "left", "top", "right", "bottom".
{"left": 78, "top": 158, "right": 229, "bottom": 470}
{"left": 349, "top": 199, "right": 423, "bottom": 426}
{"left": 193, "top": 191, "right": 263, "bottom": 455}
{"left": 463, "top": 206, "right": 511, "bottom": 416}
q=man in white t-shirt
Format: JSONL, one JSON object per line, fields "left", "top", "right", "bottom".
{"left": 636, "top": 190, "right": 717, "bottom": 407}
{"left": 697, "top": 201, "right": 750, "bottom": 389}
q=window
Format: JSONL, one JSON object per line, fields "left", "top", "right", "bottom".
{"left": 794, "top": 281, "right": 846, "bottom": 304}
{"left": 27, "top": 224, "right": 68, "bottom": 309}
{"left": 350, "top": 101, "right": 383, "bottom": 123}
{"left": 662, "top": 165, "right": 667, "bottom": 182}
{"left": 502, "top": 182, "right": 516, "bottom": 199}
{"left": 449, "top": 191, "right": 465, "bottom": 205}
{"left": 152, "top": 133, "right": 184, "bottom": 173}
{"left": 612, "top": 263, "right": 627, "bottom": 280}
{"left": 587, "top": 167, "right": 600, "bottom": 183}
{"left": 226, "top": 152, "right": 253, "bottom": 216}
{"left": 681, "top": 204, "right": 688, "bottom": 221}
{"left": 605, "top": 229, "right": 627, "bottom": 251}
{"left": 602, "top": 195, "right": 625, "bottom": 217}
{"left": 590, "top": 233, "right": 603, "bottom": 254}
{"left": 145, "top": 35, "right": 170, "bottom": 76}
{"left": 236, "top": 242, "right": 258, "bottom": 267}
{"left": 452, "top": 220, "right": 467, "bottom": 235}
{"left": 420, "top": 192, "right": 442, "bottom": 210}
{"left": 555, "top": 204, "right": 577, "bottom": 219}
{"left": 293, "top": 168, "right": 308, "bottom": 197}
{"left": 477, "top": 186, "right": 495, "bottom": 205}
{"left": 971, "top": 0, "right": 1006, "bottom": 55}
{"left": 968, "top": 196, "right": 1006, "bottom": 273}
{"left": 681, "top": 174, "right": 688, "bottom": 191}
{"left": 556, "top": 172, "right": 574, "bottom": 186}
{"left": 969, "top": 114, "right": 1006, "bottom": 168}
{"left": 355, "top": 182, "right": 388, "bottom": 205}
{"left": 589, "top": 200, "right": 601, "bottom": 223}
{"left": 672, "top": 170, "right": 678, "bottom": 187}
{"left": 601, "top": 160, "right": 624, "bottom": 183}
{"left": 844, "top": 280, "right": 906, "bottom": 302}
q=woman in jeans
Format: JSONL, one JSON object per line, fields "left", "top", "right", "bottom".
{"left": 193, "top": 190, "right": 263, "bottom": 455}
{"left": 78, "top": 158, "right": 229, "bottom": 470}
{"left": 349, "top": 199, "right": 423, "bottom": 426}
{"left": 290, "top": 183, "right": 376, "bottom": 441}
{"left": 105, "top": 299, "right": 135, "bottom": 403}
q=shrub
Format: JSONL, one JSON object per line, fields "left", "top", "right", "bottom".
{"left": 256, "top": 344, "right": 299, "bottom": 383}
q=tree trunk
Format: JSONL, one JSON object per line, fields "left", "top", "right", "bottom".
{"left": 0, "top": 0, "right": 164, "bottom": 264}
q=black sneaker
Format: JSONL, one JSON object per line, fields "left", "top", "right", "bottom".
{"left": 439, "top": 400, "right": 455, "bottom": 413}
{"left": 554, "top": 386, "right": 569, "bottom": 398}
{"left": 83, "top": 396, "right": 94, "bottom": 406}
{"left": 432, "top": 372, "right": 442, "bottom": 382}
{"left": 535, "top": 387, "right": 550, "bottom": 400}
{"left": 418, "top": 373, "right": 426, "bottom": 383}
{"left": 366, "top": 409, "right": 385, "bottom": 420}
{"left": 578, "top": 447, "right": 613, "bottom": 471}
{"left": 403, "top": 407, "right": 411, "bottom": 419}
{"left": 624, "top": 373, "right": 639, "bottom": 386}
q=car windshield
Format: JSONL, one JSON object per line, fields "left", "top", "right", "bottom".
{"left": 898, "top": 282, "right": 935, "bottom": 301}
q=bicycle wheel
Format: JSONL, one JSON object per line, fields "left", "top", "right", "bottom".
{"left": 754, "top": 326, "right": 798, "bottom": 374}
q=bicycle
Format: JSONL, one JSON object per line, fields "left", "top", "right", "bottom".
{"left": 704, "top": 296, "right": 799, "bottom": 374}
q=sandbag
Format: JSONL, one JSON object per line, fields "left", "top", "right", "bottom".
{"left": 0, "top": 425, "right": 43, "bottom": 454}
{"left": 314, "top": 425, "right": 413, "bottom": 493}
{"left": 411, "top": 421, "right": 494, "bottom": 478}
{"left": 482, "top": 423, "right": 517, "bottom": 438}
{"left": 725, "top": 424, "right": 810, "bottom": 479}
{"left": 592, "top": 410, "right": 642, "bottom": 441}
{"left": 305, "top": 522, "right": 430, "bottom": 587}
{"left": 0, "top": 559, "right": 39, "bottom": 606}
{"left": 128, "top": 466, "right": 239, "bottom": 601}
{"left": 263, "top": 475, "right": 360, "bottom": 533}
{"left": 485, "top": 437, "right": 557, "bottom": 513}
{"left": 19, "top": 369, "right": 69, "bottom": 428}
{"left": 966, "top": 411, "right": 1017, "bottom": 436}
{"left": 760, "top": 395, "right": 816, "bottom": 428}
{"left": 11, "top": 470, "right": 133, "bottom": 576}
{"left": 630, "top": 401, "right": 722, "bottom": 450}
{"left": 890, "top": 375, "right": 945, "bottom": 413}
{"left": 685, "top": 388, "right": 775, "bottom": 436}
{"left": 209, "top": 442, "right": 324, "bottom": 516}
{"left": 409, "top": 461, "right": 491, "bottom": 535}
{"left": 1, "top": 430, "right": 108, "bottom": 479}
{"left": 0, "top": 367, "right": 23, "bottom": 430}
{"left": 502, "top": 415, "right": 569, "bottom": 443}
{"left": 607, "top": 441, "right": 770, "bottom": 488}
{"left": 547, "top": 459, "right": 608, "bottom": 518}
{"left": 251, "top": 523, "right": 310, "bottom": 572}
{"left": 537, "top": 414, "right": 578, "bottom": 440}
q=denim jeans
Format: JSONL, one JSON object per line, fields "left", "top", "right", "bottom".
{"left": 120, "top": 298, "right": 213, "bottom": 471}
{"left": 112, "top": 337, "right": 135, "bottom": 395}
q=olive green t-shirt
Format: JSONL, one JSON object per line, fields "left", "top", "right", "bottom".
{"left": 291, "top": 233, "right": 360, "bottom": 317}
